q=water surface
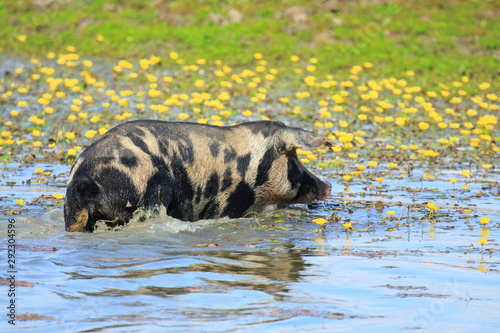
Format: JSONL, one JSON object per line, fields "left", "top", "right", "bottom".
{"left": 1, "top": 163, "right": 499, "bottom": 332}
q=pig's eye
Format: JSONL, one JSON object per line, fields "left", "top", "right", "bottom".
{"left": 287, "top": 157, "right": 303, "bottom": 190}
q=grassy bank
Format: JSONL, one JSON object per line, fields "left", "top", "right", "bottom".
{"left": 1, "top": 0, "right": 499, "bottom": 85}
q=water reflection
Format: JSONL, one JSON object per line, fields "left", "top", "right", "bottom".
{"left": 67, "top": 248, "right": 309, "bottom": 300}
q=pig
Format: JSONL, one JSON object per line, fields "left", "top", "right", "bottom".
{"left": 64, "top": 120, "right": 332, "bottom": 232}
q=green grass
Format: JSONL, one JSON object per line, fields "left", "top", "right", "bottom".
{"left": 0, "top": 0, "right": 499, "bottom": 86}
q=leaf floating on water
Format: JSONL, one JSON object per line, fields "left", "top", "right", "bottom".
{"left": 375, "top": 201, "right": 385, "bottom": 212}
{"left": 195, "top": 243, "right": 221, "bottom": 247}
{"left": 0, "top": 278, "right": 34, "bottom": 287}
{"left": 3, "top": 208, "right": 27, "bottom": 215}
{"left": 16, "top": 245, "right": 57, "bottom": 252}
{"left": 17, "top": 313, "right": 58, "bottom": 321}
{"left": 378, "top": 284, "right": 429, "bottom": 291}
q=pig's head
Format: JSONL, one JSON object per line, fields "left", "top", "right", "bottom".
{"left": 253, "top": 124, "right": 332, "bottom": 207}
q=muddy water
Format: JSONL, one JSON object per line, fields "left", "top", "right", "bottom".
{"left": 1, "top": 163, "right": 499, "bottom": 332}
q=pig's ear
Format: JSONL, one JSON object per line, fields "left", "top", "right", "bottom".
{"left": 275, "top": 127, "right": 332, "bottom": 154}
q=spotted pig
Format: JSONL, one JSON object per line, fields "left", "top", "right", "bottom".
{"left": 64, "top": 120, "right": 332, "bottom": 232}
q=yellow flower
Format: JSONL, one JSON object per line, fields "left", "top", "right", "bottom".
{"left": 461, "top": 171, "right": 471, "bottom": 177}
{"left": 331, "top": 146, "right": 342, "bottom": 153}
{"left": 440, "top": 90, "right": 450, "bottom": 98}
{"left": 18, "top": 34, "right": 27, "bottom": 42}
{"left": 118, "top": 90, "right": 134, "bottom": 97}
{"left": 420, "top": 150, "right": 439, "bottom": 157}
{"left": 194, "top": 79, "right": 205, "bottom": 88}
{"left": 354, "top": 136, "right": 365, "bottom": 144}
{"left": 486, "top": 93, "right": 497, "bottom": 101}
{"left": 53, "top": 193, "right": 65, "bottom": 200}
{"left": 16, "top": 199, "right": 27, "bottom": 206}
{"left": 368, "top": 161, "right": 378, "bottom": 168}
{"left": 481, "top": 164, "right": 492, "bottom": 170}
{"left": 169, "top": 51, "right": 179, "bottom": 60}
{"left": 479, "top": 217, "right": 490, "bottom": 225}
{"left": 356, "top": 164, "right": 367, "bottom": 171}
{"left": 67, "top": 149, "right": 77, "bottom": 156}
{"left": 478, "top": 238, "right": 487, "bottom": 246}
{"left": 426, "top": 202, "right": 438, "bottom": 211}
{"left": 139, "top": 59, "right": 149, "bottom": 70}
{"left": 312, "top": 218, "right": 327, "bottom": 226}
{"left": 469, "top": 138, "right": 479, "bottom": 147}
{"left": 218, "top": 92, "right": 230, "bottom": 101}
{"left": 255, "top": 65, "right": 266, "bottom": 73}
{"left": 377, "top": 100, "right": 393, "bottom": 109}
{"left": 84, "top": 130, "right": 97, "bottom": 139}
{"left": 343, "top": 175, "right": 352, "bottom": 181}
{"left": 463, "top": 209, "right": 473, "bottom": 215}
{"left": 342, "top": 222, "right": 352, "bottom": 229}
{"left": 242, "top": 110, "right": 253, "bottom": 117}
{"left": 387, "top": 210, "right": 395, "bottom": 217}
{"left": 388, "top": 162, "right": 398, "bottom": 169}
{"left": 148, "top": 89, "right": 161, "bottom": 98}
{"left": 478, "top": 82, "right": 490, "bottom": 90}
{"left": 220, "top": 110, "right": 232, "bottom": 118}
{"left": 375, "top": 177, "right": 384, "bottom": 184}
{"left": 418, "top": 122, "right": 430, "bottom": 130}
{"left": 449, "top": 178, "right": 458, "bottom": 184}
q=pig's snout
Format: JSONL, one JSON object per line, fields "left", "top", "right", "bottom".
{"left": 320, "top": 181, "right": 331, "bottom": 200}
